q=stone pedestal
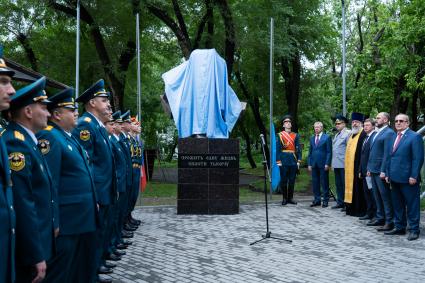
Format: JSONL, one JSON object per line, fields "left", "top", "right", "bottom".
{"left": 177, "top": 138, "right": 239, "bottom": 214}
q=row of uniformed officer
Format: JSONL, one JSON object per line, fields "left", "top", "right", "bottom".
{"left": 0, "top": 47, "right": 142, "bottom": 282}
{"left": 72, "top": 79, "right": 142, "bottom": 282}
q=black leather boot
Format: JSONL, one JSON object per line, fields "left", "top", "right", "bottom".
{"left": 281, "top": 184, "right": 288, "bottom": 205}
{"left": 287, "top": 184, "right": 297, "bottom": 204}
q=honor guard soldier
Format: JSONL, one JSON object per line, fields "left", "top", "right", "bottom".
{"left": 72, "top": 79, "right": 116, "bottom": 283}
{"left": 0, "top": 46, "right": 16, "bottom": 283}
{"left": 3, "top": 77, "right": 56, "bottom": 283}
{"left": 277, "top": 115, "right": 302, "bottom": 205}
{"left": 37, "top": 88, "right": 98, "bottom": 282}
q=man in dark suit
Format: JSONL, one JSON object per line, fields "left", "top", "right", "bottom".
{"left": 366, "top": 112, "right": 396, "bottom": 232}
{"left": 308, "top": 121, "right": 332, "bottom": 207}
{"left": 3, "top": 77, "right": 56, "bottom": 283}
{"left": 385, "top": 114, "right": 424, "bottom": 241}
{"left": 72, "top": 79, "right": 116, "bottom": 283}
{"left": 359, "top": 118, "right": 377, "bottom": 220}
{"left": 37, "top": 88, "right": 98, "bottom": 282}
{"left": 0, "top": 46, "right": 16, "bottom": 283}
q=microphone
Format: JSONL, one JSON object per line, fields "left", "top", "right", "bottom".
{"left": 260, "top": 134, "right": 266, "bottom": 146}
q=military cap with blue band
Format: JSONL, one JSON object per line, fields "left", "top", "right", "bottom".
{"left": 75, "top": 79, "right": 110, "bottom": 103}
{"left": 121, "top": 110, "right": 131, "bottom": 122}
{"left": 112, "top": 110, "right": 122, "bottom": 122}
{"left": 48, "top": 88, "right": 77, "bottom": 110}
{"left": 0, "top": 45, "right": 15, "bottom": 77}
{"left": 10, "top": 76, "right": 50, "bottom": 110}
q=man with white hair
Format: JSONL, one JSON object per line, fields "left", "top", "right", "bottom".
{"left": 308, "top": 121, "right": 332, "bottom": 207}
{"left": 344, "top": 112, "right": 367, "bottom": 217}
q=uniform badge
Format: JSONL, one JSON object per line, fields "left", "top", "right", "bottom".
{"left": 38, "top": 139, "right": 50, "bottom": 155}
{"left": 9, "top": 152, "right": 25, "bottom": 171}
{"left": 80, "top": 130, "right": 90, "bottom": 141}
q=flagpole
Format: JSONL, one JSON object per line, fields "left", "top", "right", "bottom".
{"left": 75, "top": 0, "right": 80, "bottom": 98}
{"left": 269, "top": 18, "right": 274, "bottom": 199}
{"left": 341, "top": 0, "right": 347, "bottom": 116}
{"left": 136, "top": 13, "right": 141, "bottom": 121}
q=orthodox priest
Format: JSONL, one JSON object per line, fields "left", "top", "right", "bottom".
{"left": 344, "top": 112, "right": 367, "bottom": 216}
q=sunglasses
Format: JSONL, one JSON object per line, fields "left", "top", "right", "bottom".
{"left": 335, "top": 122, "right": 342, "bottom": 125}
{"left": 283, "top": 120, "right": 291, "bottom": 123}
{"left": 395, "top": 120, "right": 407, "bottom": 123}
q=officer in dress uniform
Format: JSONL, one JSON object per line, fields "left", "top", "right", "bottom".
{"left": 0, "top": 46, "right": 16, "bottom": 283}
{"left": 104, "top": 111, "right": 127, "bottom": 264}
{"left": 131, "top": 117, "right": 143, "bottom": 218}
{"left": 3, "top": 77, "right": 57, "bottom": 283}
{"left": 276, "top": 115, "right": 302, "bottom": 205}
{"left": 119, "top": 111, "right": 138, "bottom": 236}
{"left": 72, "top": 79, "right": 116, "bottom": 283}
{"left": 37, "top": 88, "right": 98, "bottom": 283}
{"left": 121, "top": 110, "right": 140, "bottom": 236}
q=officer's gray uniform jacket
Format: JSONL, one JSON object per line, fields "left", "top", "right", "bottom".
{"left": 331, "top": 128, "right": 351, "bottom": 169}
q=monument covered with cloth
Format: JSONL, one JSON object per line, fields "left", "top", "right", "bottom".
{"left": 162, "top": 49, "right": 242, "bottom": 214}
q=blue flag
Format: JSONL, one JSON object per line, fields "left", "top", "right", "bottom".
{"left": 271, "top": 125, "right": 281, "bottom": 192}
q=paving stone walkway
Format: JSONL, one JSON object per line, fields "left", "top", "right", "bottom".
{"left": 110, "top": 201, "right": 425, "bottom": 283}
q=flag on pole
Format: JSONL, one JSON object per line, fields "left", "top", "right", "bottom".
{"left": 271, "top": 124, "right": 281, "bottom": 192}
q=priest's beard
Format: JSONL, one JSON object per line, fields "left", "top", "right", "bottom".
{"left": 351, "top": 126, "right": 362, "bottom": 134}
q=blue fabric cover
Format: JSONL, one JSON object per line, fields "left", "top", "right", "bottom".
{"left": 162, "top": 49, "right": 242, "bottom": 138}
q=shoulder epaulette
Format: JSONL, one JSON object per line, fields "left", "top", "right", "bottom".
{"left": 84, "top": 117, "right": 92, "bottom": 123}
{"left": 14, "top": 131, "right": 25, "bottom": 141}
{"left": 44, "top": 125, "right": 53, "bottom": 131}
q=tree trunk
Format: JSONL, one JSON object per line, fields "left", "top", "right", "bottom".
{"left": 239, "top": 123, "right": 256, "bottom": 168}
{"left": 215, "top": 0, "right": 235, "bottom": 78}
{"left": 390, "top": 75, "right": 407, "bottom": 120}
{"left": 16, "top": 33, "right": 38, "bottom": 72}
{"left": 281, "top": 52, "right": 301, "bottom": 132}
{"left": 411, "top": 89, "right": 419, "bottom": 130}
{"left": 235, "top": 70, "right": 270, "bottom": 162}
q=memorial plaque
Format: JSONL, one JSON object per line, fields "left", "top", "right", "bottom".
{"left": 177, "top": 138, "right": 239, "bottom": 214}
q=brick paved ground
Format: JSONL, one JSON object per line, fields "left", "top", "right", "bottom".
{"left": 110, "top": 200, "right": 425, "bottom": 283}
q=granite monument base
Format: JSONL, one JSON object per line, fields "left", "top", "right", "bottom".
{"left": 177, "top": 138, "right": 239, "bottom": 215}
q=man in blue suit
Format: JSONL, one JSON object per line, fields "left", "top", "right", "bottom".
{"left": 384, "top": 114, "right": 424, "bottom": 241}
{"left": 0, "top": 47, "right": 16, "bottom": 283}
{"left": 37, "top": 88, "right": 98, "bottom": 282}
{"left": 3, "top": 77, "right": 56, "bottom": 283}
{"left": 308, "top": 121, "right": 332, "bottom": 207}
{"left": 366, "top": 112, "right": 395, "bottom": 232}
{"left": 72, "top": 79, "right": 116, "bottom": 283}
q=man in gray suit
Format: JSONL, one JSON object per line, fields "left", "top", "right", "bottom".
{"left": 366, "top": 112, "right": 396, "bottom": 232}
{"left": 331, "top": 114, "right": 350, "bottom": 209}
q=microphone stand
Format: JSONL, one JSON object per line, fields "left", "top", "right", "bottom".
{"left": 250, "top": 135, "right": 292, "bottom": 245}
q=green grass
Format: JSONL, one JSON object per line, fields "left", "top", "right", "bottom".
{"left": 421, "top": 198, "right": 425, "bottom": 210}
